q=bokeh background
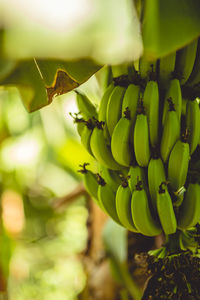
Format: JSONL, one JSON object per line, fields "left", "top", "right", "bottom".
{"left": 0, "top": 73, "right": 102, "bottom": 300}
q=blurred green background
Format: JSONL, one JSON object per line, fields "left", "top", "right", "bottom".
{"left": 0, "top": 73, "right": 102, "bottom": 300}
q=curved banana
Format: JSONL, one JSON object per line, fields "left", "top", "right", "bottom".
{"left": 160, "top": 101, "right": 180, "bottom": 163}
{"left": 168, "top": 139, "right": 190, "bottom": 192}
{"left": 116, "top": 182, "right": 138, "bottom": 232}
{"left": 99, "top": 165, "right": 121, "bottom": 192}
{"left": 98, "top": 82, "right": 115, "bottom": 121}
{"left": 162, "top": 79, "right": 182, "bottom": 126}
{"left": 186, "top": 99, "right": 200, "bottom": 155}
{"left": 106, "top": 86, "right": 126, "bottom": 136}
{"left": 128, "top": 165, "right": 146, "bottom": 193}
{"left": 90, "top": 121, "right": 122, "bottom": 170}
{"left": 178, "top": 183, "right": 200, "bottom": 230}
{"left": 98, "top": 83, "right": 114, "bottom": 141}
{"left": 131, "top": 180, "right": 162, "bottom": 236}
{"left": 134, "top": 107, "right": 151, "bottom": 167}
{"left": 97, "top": 177, "right": 121, "bottom": 225}
{"left": 175, "top": 39, "right": 198, "bottom": 85}
{"left": 98, "top": 83, "right": 114, "bottom": 122}
{"left": 101, "top": 65, "right": 113, "bottom": 91}
{"left": 122, "top": 84, "right": 140, "bottom": 145}
{"left": 156, "top": 182, "right": 177, "bottom": 235}
{"left": 122, "top": 84, "right": 140, "bottom": 123}
{"left": 159, "top": 52, "right": 176, "bottom": 88}
{"left": 143, "top": 80, "right": 159, "bottom": 147}
{"left": 80, "top": 119, "right": 95, "bottom": 156}
{"left": 76, "top": 91, "right": 97, "bottom": 119}
{"left": 111, "top": 108, "right": 132, "bottom": 167}
{"left": 78, "top": 163, "right": 100, "bottom": 207}
{"left": 187, "top": 39, "right": 200, "bottom": 86}
{"left": 148, "top": 157, "right": 166, "bottom": 212}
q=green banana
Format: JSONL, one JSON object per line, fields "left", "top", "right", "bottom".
{"left": 80, "top": 119, "right": 95, "bottom": 156}
{"left": 90, "top": 121, "right": 122, "bottom": 170}
{"left": 143, "top": 80, "right": 159, "bottom": 147}
{"left": 134, "top": 104, "right": 151, "bottom": 167}
{"left": 162, "top": 79, "right": 182, "bottom": 126}
{"left": 76, "top": 91, "right": 97, "bottom": 119}
{"left": 148, "top": 157, "right": 166, "bottom": 212}
{"left": 139, "top": 57, "right": 157, "bottom": 80}
{"left": 186, "top": 99, "right": 200, "bottom": 155}
{"left": 106, "top": 86, "right": 126, "bottom": 136}
{"left": 159, "top": 52, "right": 176, "bottom": 88}
{"left": 121, "top": 84, "right": 140, "bottom": 122}
{"left": 175, "top": 39, "right": 198, "bottom": 85}
{"left": 101, "top": 65, "right": 113, "bottom": 91}
{"left": 116, "top": 181, "right": 138, "bottom": 232}
{"left": 160, "top": 99, "right": 180, "bottom": 163}
{"left": 156, "top": 182, "right": 177, "bottom": 235}
{"left": 111, "top": 108, "right": 133, "bottom": 167}
{"left": 98, "top": 82, "right": 115, "bottom": 141}
{"left": 121, "top": 84, "right": 140, "bottom": 145}
{"left": 187, "top": 39, "right": 200, "bottom": 86}
{"left": 98, "top": 83, "right": 114, "bottom": 121}
{"left": 178, "top": 183, "right": 200, "bottom": 230}
{"left": 99, "top": 165, "right": 121, "bottom": 192}
{"left": 128, "top": 165, "right": 146, "bottom": 193}
{"left": 131, "top": 180, "right": 162, "bottom": 236}
{"left": 97, "top": 175, "right": 121, "bottom": 225}
{"left": 168, "top": 139, "right": 190, "bottom": 192}
{"left": 78, "top": 163, "right": 100, "bottom": 207}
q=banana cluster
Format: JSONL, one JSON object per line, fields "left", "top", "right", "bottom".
{"left": 73, "top": 38, "right": 200, "bottom": 237}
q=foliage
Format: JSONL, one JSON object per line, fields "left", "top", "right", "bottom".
{"left": 0, "top": 85, "right": 98, "bottom": 299}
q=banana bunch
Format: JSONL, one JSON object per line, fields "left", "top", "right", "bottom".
{"left": 74, "top": 37, "right": 200, "bottom": 239}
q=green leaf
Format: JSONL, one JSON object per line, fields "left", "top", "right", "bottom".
{"left": 143, "top": 0, "right": 200, "bottom": 59}
{"left": 0, "top": 59, "right": 101, "bottom": 112}
{"left": 35, "top": 59, "right": 101, "bottom": 103}
{"left": 1, "top": 60, "right": 48, "bottom": 112}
